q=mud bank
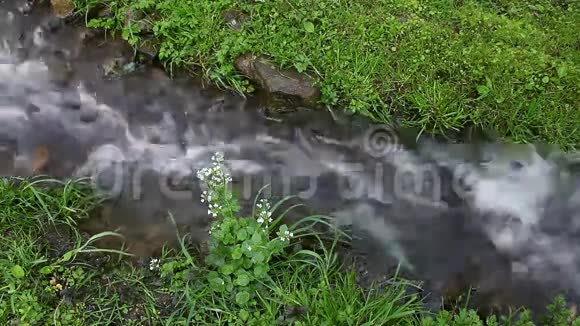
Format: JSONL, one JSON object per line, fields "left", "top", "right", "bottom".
{"left": 2, "top": 0, "right": 580, "bottom": 317}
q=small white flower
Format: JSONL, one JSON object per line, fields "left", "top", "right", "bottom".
{"left": 247, "top": 246, "right": 252, "bottom": 251}
{"left": 149, "top": 258, "right": 160, "bottom": 271}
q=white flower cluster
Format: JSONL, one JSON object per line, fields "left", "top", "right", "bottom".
{"left": 197, "top": 152, "right": 232, "bottom": 219}
{"left": 280, "top": 230, "right": 294, "bottom": 242}
{"left": 196, "top": 152, "right": 232, "bottom": 186}
{"left": 256, "top": 199, "right": 273, "bottom": 225}
{"left": 149, "top": 258, "right": 160, "bottom": 271}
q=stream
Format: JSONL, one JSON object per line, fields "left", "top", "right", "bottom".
{"left": 2, "top": 0, "right": 580, "bottom": 316}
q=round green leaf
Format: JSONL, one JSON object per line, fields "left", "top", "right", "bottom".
{"left": 542, "top": 76, "right": 550, "bottom": 84}
{"left": 237, "top": 229, "right": 248, "bottom": 241}
{"left": 232, "top": 247, "right": 243, "bottom": 260}
{"left": 236, "top": 291, "right": 250, "bottom": 305}
{"left": 253, "top": 264, "right": 269, "bottom": 278}
{"left": 251, "top": 251, "right": 265, "bottom": 264}
{"left": 235, "top": 273, "right": 251, "bottom": 287}
{"left": 220, "top": 264, "right": 235, "bottom": 275}
{"left": 11, "top": 265, "right": 25, "bottom": 279}
{"left": 240, "top": 309, "right": 250, "bottom": 321}
{"left": 476, "top": 85, "right": 490, "bottom": 96}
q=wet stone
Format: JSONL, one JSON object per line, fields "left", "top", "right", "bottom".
{"left": 510, "top": 160, "right": 524, "bottom": 171}
{"left": 62, "top": 91, "right": 81, "bottom": 110}
{"left": 26, "top": 103, "right": 40, "bottom": 114}
{"left": 43, "top": 18, "right": 63, "bottom": 33}
{"left": 78, "top": 28, "right": 97, "bottom": 44}
{"left": 80, "top": 106, "right": 99, "bottom": 123}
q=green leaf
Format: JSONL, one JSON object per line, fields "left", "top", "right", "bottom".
{"left": 303, "top": 21, "right": 315, "bottom": 33}
{"left": 220, "top": 264, "right": 235, "bottom": 275}
{"left": 209, "top": 276, "right": 226, "bottom": 292}
{"left": 557, "top": 66, "right": 567, "bottom": 78}
{"left": 542, "top": 76, "right": 550, "bottom": 84}
{"left": 253, "top": 263, "right": 269, "bottom": 278}
{"left": 236, "top": 291, "right": 250, "bottom": 305}
{"left": 232, "top": 247, "right": 243, "bottom": 260}
{"left": 252, "top": 251, "right": 265, "bottom": 264}
{"left": 62, "top": 251, "right": 74, "bottom": 262}
{"left": 240, "top": 309, "right": 250, "bottom": 321}
{"left": 476, "top": 85, "right": 490, "bottom": 96}
{"left": 11, "top": 265, "right": 25, "bottom": 279}
{"left": 237, "top": 229, "right": 248, "bottom": 241}
{"left": 39, "top": 266, "right": 55, "bottom": 275}
{"left": 235, "top": 272, "right": 251, "bottom": 287}
{"left": 251, "top": 233, "right": 263, "bottom": 244}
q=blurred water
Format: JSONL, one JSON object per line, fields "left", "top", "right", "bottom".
{"left": 1, "top": 0, "right": 580, "bottom": 315}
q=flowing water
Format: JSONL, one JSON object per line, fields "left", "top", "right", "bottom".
{"left": 2, "top": 0, "right": 580, "bottom": 316}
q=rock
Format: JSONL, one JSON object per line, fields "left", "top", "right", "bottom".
{"left": 136, "top": 37, "right": 159, "bottom": 60}
{"left": 26, "top": 103, "right": 40, "bottom": 114}
{"left": 80, "top": 107, "right": 99, "bottom": 123}
{"left": 101, "top": 57, "right": 126, "bottom": 77}
{"left": 62, "top": 91, "right": 81, "bottom": 110}
{"left": 43, "top": 18, "right": 64, "bottom": 32}
{"left": 78, "top": 28, "right": 98, "bottom": 44}
{"left": 50, "top": 0, "right": 75, "bottom": 18}
{"left": 235, "top": 54, "right": 321, "bottom": 106}
{"left": 223, "top": 10, "right": 250, "bottom": 31}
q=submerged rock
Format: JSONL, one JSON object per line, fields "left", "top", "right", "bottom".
{"left": 235, "top": 54, "right": 321, "bottom": 106}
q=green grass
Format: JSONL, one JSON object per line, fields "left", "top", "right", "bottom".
{"left": 2, "top": 168, "right": 580, "bottom": 324}
{"left": 73, "top": 0, "right": 579, "bottom": 149}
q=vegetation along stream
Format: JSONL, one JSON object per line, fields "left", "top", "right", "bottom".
{"left": 1, "top": 0, "right": 579, "bottom": 325}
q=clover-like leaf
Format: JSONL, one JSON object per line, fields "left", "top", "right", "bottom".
{"left": 253, "top": 263, "right": 269, "bottom": 279}
{"left": 251, "top": 251, "right": 265, "bottom": 264}
{"left": 236, "top": 291, "right": 250, "bottom": 305}
{"left": 235, "top": 272, "right": 251, "bottom": 287}
{"left": 220, "top": 264, "right": 235, "bottom": 275}
{"left": 232, "top": 247, "right": 243, "bottom": 260}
